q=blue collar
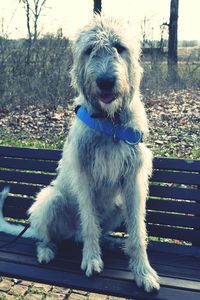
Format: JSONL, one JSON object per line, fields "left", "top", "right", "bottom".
{"left": 75, "top": 106, "right": 143, "bottom": 145}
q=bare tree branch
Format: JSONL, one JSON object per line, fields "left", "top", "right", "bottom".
{"left": 20, "top": 0, "right": 47, "bottom": 41}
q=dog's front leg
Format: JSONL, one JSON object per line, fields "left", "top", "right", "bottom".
{"left": 123, "top": 169, "right": 160, "bottom": 293}
{"left": 77, "top": 176, "right": 103, "bottom": 277}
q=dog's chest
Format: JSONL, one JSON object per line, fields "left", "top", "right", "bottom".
{"left": 78, "top": 134, "right": 136, "bottom": 186}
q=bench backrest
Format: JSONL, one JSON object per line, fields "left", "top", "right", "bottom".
{"left": 0, "top": 146, "right": 200, "bottom": 252}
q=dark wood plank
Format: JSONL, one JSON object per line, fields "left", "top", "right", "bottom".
{"left": 148, "top": 224, "right": 199, "bottom": 243}
{"left": 147, "top": 199, "right": 200, "bottom": 215}
{"left": 0, "top": 170, "right": 55, "bottom": 185}
{"left": 0, "top": 157, "right": 57, "bottom": 172}
{"left": 149, "top": 241, "right": 200, "bottom": 256}
{"left": 3, "top": 206, "right": 29, "bottom": 219}
{"left": 0, "top": 235, "right": 199, "bottom": 278}
{"left": 0, "top": 146, "right": 199, "bottom": 172}
{"left": 115, "top": 223, "right": 199, "bottom": 244}
{"left": 151, "top": 170, "right": 200, "bottom": 185}
{"left": 0, "top": 244, "right": 199, "bottom": 299}
{"left": 147, "top": 212, "right": 200, "bottom": 229}
{"left": 0, "top": 146, "right": 61, "bottom": 161}
{"left": 149, "top": 185, "right": 200, "bottom": 201}
{"left": 153, "top": 157, "right": 200, "bottom": 172}
{"left": 0, "top": 182, "right": 42, "bottom": 197}
{"left": 3, "top": 196, "right": 33, "bottom": 219}
{"left": 0, "top": 247, "right": 199, "bottom": 291}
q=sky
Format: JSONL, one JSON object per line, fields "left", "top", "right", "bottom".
{"left": 0, "top": 0, "right": 200, "bottom": 41}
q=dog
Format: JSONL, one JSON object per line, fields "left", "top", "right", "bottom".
{"left": 0, "top": 15, "right": 160, "bottom": 293}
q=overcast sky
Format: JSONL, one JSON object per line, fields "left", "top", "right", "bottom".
{"left": 0, "top": 0, "right": 200, "bottom": 41}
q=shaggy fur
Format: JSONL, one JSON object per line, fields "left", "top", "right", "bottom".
{"left": 0, "top": 16, "right": 159, "bottom": 292}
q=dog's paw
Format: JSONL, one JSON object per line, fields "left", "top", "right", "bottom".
{"left": 132, "top": 263, "right": 160, "bottom": 293}
{"left": 81, "top": 255, "right": 104, "bottom": 277}
{"left": 134, "top": 270, "right": 160, "bottom": 293}
{"left": 37, "top": 245, "right": 55, "bottom": 264}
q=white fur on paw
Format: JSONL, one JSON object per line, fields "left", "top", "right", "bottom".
{"left": 135, "top": 272, "right": 160, "bottom": 293}
{"left": 81, "top": 255, "right": 104, "bottom": 277}
{"left": 37, "top": 246, "right": 55, "bottom": 264}
{"left": 133, "top": 265, "right": 160, "bottom": 293}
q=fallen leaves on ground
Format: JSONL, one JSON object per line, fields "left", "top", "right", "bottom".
{"left": 0, "top": 89, "right": 199, "bottom": 159}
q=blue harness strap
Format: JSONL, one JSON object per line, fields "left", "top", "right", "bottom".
{"left": 75, "top": 106, "right": 143, "bottom": 145}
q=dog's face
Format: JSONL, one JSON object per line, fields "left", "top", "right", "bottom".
{"left": 71, "top": 16, "right": 142, "bottom": 116}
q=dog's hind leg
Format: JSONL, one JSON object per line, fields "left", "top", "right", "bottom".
{"left": 28, "top": 185, "right": 68, "bottom": 264}
{"left": 36, "top": 240, "right": 58, "bottom": 264}
{"left": 0, "top": 187, "right": 36, "bottom": 238}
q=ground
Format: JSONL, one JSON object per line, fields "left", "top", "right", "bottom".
{"left": 0, "top": 277, "right": 123, "bottom": 300}
{"left": 0, "top": 89, "right": 199, "bottom": 159}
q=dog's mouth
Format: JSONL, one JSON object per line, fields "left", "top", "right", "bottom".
{"left": 98, "top": 93, "right": 117, "bottom": 104}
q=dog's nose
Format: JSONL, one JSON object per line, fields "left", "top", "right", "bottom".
{"left": 96, "top": 76, "right": 115, "bottom": 90}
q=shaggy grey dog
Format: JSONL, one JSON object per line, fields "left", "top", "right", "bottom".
{"left": 0, "top": 16, "right": 159, "bottom": 292}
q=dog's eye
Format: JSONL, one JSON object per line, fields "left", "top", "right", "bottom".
{"left": 84, "top": 46, "right": 93, "bottom": 56}
{"left": 114, "top": 44, "right": 126, "bottom": 54}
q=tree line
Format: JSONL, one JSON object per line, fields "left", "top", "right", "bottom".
{"left": 0, "top": 0, "right": 199, "bottom": 108}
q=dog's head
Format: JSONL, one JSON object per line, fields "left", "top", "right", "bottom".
{"left": 71, "top": 15, "right": 142, "bottom": 116}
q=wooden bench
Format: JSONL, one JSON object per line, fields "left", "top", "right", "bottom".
{"left": 0, "top": 145, "right": 199, "bottom": 299}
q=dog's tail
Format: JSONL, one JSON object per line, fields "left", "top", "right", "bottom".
{"left": 0, "top": 187, "right": 36, "bottom": 239}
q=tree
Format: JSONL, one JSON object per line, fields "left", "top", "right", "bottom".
{"left": 22, "top": 0, "right": 32, "bottom": 41}
{"left": 168, "top": 0, "right": 179, "bottom": 82}
{"left": 20, "top": 0, "right": 47, "bottom": 41}
{"left": 19, "top": 0, "right": 47, "bottom": 64}
{"left": 93, "top": 0, "right": 102, "bottom": 14}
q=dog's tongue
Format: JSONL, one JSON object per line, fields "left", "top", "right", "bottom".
{"left": 99, "top": 94, "right": 115, "bottom": 104}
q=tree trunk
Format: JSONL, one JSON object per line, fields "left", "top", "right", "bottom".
{"left": 23, "top": 0, "right": 32, "bottom": 65}
{"left": 168, "top": 0, "right": 179, "bottom": 82}
{"left": 24, "top": 0, "right": 32, "bottom": 41}
{"left": 93, "top": 0, "right": 102, "bottom": 15}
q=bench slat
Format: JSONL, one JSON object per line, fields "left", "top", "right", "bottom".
{"left": 147, "top": 212, "right": 200, "bottom": 229}
{"left": 0, "top": 170, "right": 55, "bottom": 185}
{"left": 147, "top": 198, "right": 200, "bottom": 215}
{"left": 0, "top": 183, "right": 188, "bottom": 203}
{"left": 6, "top": 198, "right": 200, "bottom": 219}
{"left": 0, "top": 157, "right": 57, "bottom": 172}
{"left": 1, "top": 169, "right": 199, "bottom": 187}
{"left": 3, "top": 194, "right": 200, "bottom": 226}
{"left": 151, "top": 171, "right": 200, "bottom": 185}
{"left": 1, "top": 146, "right": 200, "bottom": 172}
{"left": 149, "top": 185, "right": 199, "bottom": 201}
{"left": 0, "top": 246, "right": 199, "bottom": 290}
{"left": 0, "top": 237, "right": 199, "bottom": 299}
{"left": 0, "top": 182, "right": 41, "bottom": 197}
{"left": 153, "top": 157, "right": 200, "bottom": 172}
{"left": 4, "top": 195, "right": 200, "bottom": 216}
{"left": 148, "top": 224, "right": 199, "bottom": 243}
{"left": 3, "top": 196, "right": 33, "bottom": 219}
{"left": 0, "top": 146, "right": 61, "bottom": 161}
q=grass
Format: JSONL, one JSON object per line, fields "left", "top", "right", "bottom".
{"left": 0, "top": 135, "right": 199, "bottom": 159}
{"left": 0, "top": 134, "right": 64, "bottom": 150}
{"left": 191, "top": 148, "right": 200, "bottom": 158}
{"left": 142, "top": 59, "right": 200, "bottom": 90}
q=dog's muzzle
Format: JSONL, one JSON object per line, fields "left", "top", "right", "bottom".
{"left": 96, "top": 75, "right": 117, "bottom": 104}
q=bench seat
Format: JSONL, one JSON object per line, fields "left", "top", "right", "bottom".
{"left": 0, "top": 146, "right": 200, "bottom": 299}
